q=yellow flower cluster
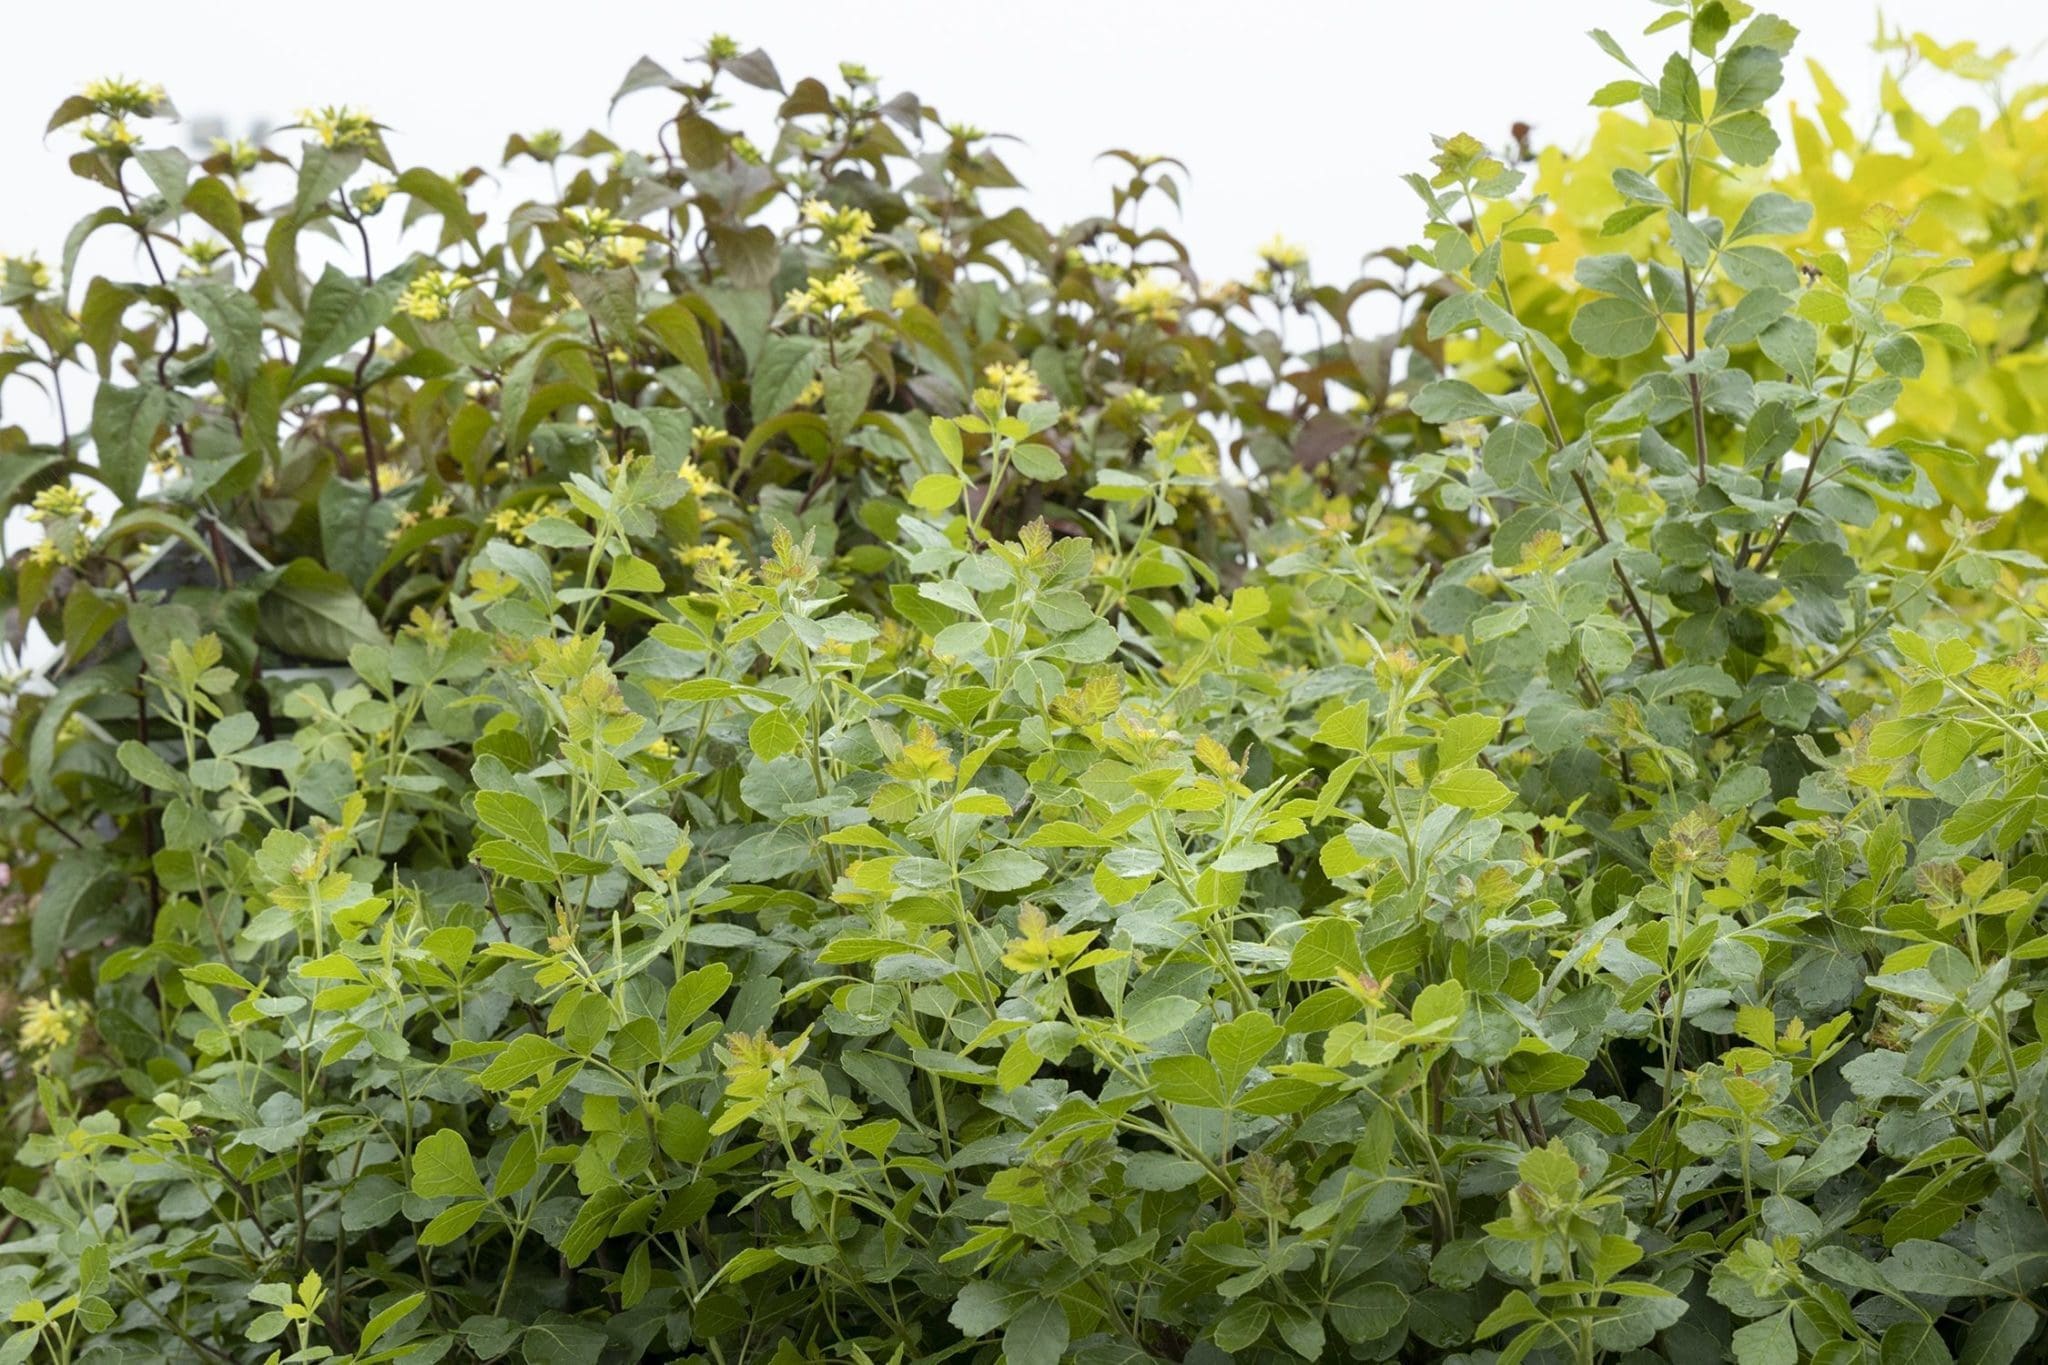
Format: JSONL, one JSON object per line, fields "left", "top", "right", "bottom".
{"left": 397, "top": 268, "right": 474, "bottom": 322}
{"left": 559, "top": 236, "right": 647, "bottom": 270}
{"left": 18, "top": 989, "right": 87, "bottom": 1058}
{"left": 801, "top": 199, "right": 876, "bottom": 262}
{"left": 677, "top": 459, "right": 720, "bottom": 501}
{"left": 1116, "top": 267, "right": 1191, "bottom": 323}
{"left": 300, "top": 106, "right": 378, "bottom": 150}
{"left": 679, "top": 536, "right": 743, "bottom": 579}
{"left": 489, "top": 505, "right": 545, "bottom": 543}
{"left": 83, "top": 76, "right": 166, "bottom": 116}
{"left": 552, "top": 207, "right": 647, "bottom": 270}
{"left": 916, "top": 226, "right": 945, "bottom": 255}
{"left": 981, "top": 362, "right": 1045, "bottom": 405}
{"left": 785, "top": 267, "right": 870, "bottom": 320}
{"left": 1257, "top": 234, "right": 1309, "bottom": 272}
{"left": 210, "top": 137, "right": 261, "bottom": 175}
{"left": 27, "top": 484, "right": 99, "bottom": 567}
{"left": 0, "top": 253, "right": 47, "bottom": 294}
{"left": 84, "top": 118, "right": 141, "bottom": 152}
{"left": 352, "top": 178, "right": 393, "bottom": 214}
{"left": 386, "top": 496, "right": 453, "bottom": 543}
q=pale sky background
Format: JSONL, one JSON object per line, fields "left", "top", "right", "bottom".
{"left": 4, "top": 1, "right": 2044, "bottom": 295}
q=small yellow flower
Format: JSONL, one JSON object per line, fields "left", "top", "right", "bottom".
{"left": 300, "top": 106, "right": 378, "bottom": 150}
{"left": 679, "top": 535, "right": 743, "bottom": 579}
{"left": 489, "top": 506, "right": 543, "bottom": 543}
{"left": 916, "top": 227, "right": 945, "bottom": 254}
{"left": 84, "top": 118, "right": 142, "bottom": 152}
{"left": 18, "top": 990, "right": 87, "bottom": 1055}
{"left": 982, "top": 362, "right": 1044, "bottom": 405}
{"left": 677, "top": 459, "right": 720, "bottom": 501}
{"left": 26, "top": 483, "right": 99, "bottom": 567}
{"left": 889, "top": 285, "right": 919, "bottom": 311}
{"left": 211, "top": 137, "right": 261, "bottom": 175}
{"left": 1116, "top": 268, "right": 1191, "bottom": 324}
{"left": 30, "top": 484, "right": 93, "bottom": 523}
{"left": 562, "top": 205, "right": 627, "bottom": 239}
{"left": 397, "top": 268, "right": 473, "bottom": 322}
{"left": 1257, "top": 234, "right": 1309, "bottom": 272}
{"left": 352, "top": 178, "right": 393, "bottom": 214}
{"left": 82, "top": 77, "right": 165, "bottom": 117}
{"left": 692, "top": 425, "right": 732, "bottom": 450}
{"left": 793, "top": 378, "right": 826, "bottom": 408}
{"left": 604, "top": 235, "right": 648, "bottom": 268}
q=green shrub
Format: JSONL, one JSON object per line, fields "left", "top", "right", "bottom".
{"left": 3, "top": 5, "right": 2047, "bottom": 1363}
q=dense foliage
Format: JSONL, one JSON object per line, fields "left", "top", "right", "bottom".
{"left": 4, "top": 3, "right": 2048, "bottom": 1362}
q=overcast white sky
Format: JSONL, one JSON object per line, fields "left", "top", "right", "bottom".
{"left": 5, "top": 1, "right": 2044, "bottom": 291}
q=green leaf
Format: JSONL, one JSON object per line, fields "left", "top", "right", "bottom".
{"left": 1150, "top": 1054, "right": 1228, "bottom": 1108}
{"left": 1433, "top": 767, "right": 1512, "bottom": 812}
{"left": 1711, "top": 110, "right": 1780, "bottom": 165}
{"left": 418, "top": 1200, "right": 486, "bottom": 1246}
{"left": 962, "top": 849, "right": 1046, "bottom": 891}
{"left": 1001, "top": 1298, "right": 1069, "bottom": 1365}
{"left": 1411, "top": 980, "right": 1465, "bottom": 1034}
{"left": 1009, "top": 443, "right": 1064, "bottom": 480}
{"left": 293, "top": 264, "right": 409, "bottom": 383}
{"left": 90, "top": 384, "right": 171, "bottom": 504}
{"left": 1570, "top": 296, "right": 1658, "bottom": 356}
{"left": 1715, "top": 45, "right": 1784, "bottom": 113}
{"left": 1412, "top": 379, "right": 1509, "bottom": 423}
{"left": 409, "top": 1129, "right": 484, "bottom": 1199}
{"left": 1731, "top": 1308, "right": 1797, "bottom": 1365}
{"left": 1288, "top": 918, "right": 1363, "bottom": 981}
{"left": 909, "top": 473, "right": 964, "bottom": 510}
{"left": 257, "top": 559, "right": 388, "bottom": 661}
{"left": 1730, "top": 191, "right": 1813, "bottom": 240}
{"left": 358, "top": 1293, "right": 426, "bottom": 1351}
{"left": 1435, "top": 714, "right": 1499, "bottom": 769}
{"left": 1207, "top": 1012, "right": 1281, "bottom": 1090}
{"left": 750, "top": 334, "right": 824, "bottom": 422}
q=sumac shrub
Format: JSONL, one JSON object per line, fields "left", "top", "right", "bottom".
{"left": 3, "top": 4, "right": 2048, "bottom": 1363}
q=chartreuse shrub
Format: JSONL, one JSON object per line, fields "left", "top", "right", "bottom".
{"left": 5, "top": 2, "right": 2048, "bottom": 1361}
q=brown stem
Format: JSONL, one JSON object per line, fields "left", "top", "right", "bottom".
{"left": 589, "top": 314, "right": 629, "bottom": 466}
{"left": 1750, "top": 340, "right": 1862, "bottom": 574}
{"left": 23, "top": 801, "right": 86, "bottom": 849}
